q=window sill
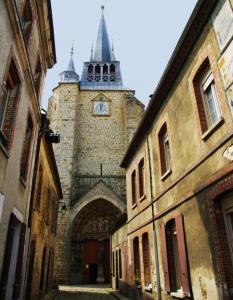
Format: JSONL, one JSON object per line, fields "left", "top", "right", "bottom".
{"left": 20, "top": 176, "right": 27, "bottom": 188}
{"left": 161, "top": 169, "right": 172, "bottom": 181}
{"left": 139, "top": 195, "right": 146, "bottom": 202}
{"left": 131, "top": 203, "right": 137, "bottom": 209}
{"left": 170, "top": 290, "right": 184, "bottom": 298}
{"left": 144, "top": 284, "right": 152, "bottom": 292}
{"left": 201, "top": 117, "right": 224, "bottom": 141}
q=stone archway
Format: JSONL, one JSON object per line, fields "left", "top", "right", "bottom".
{"left": 70, "top": 198, "right": 123, "bottom": 284}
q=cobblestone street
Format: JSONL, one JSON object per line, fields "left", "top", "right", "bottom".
{"left": 54, "top": 285, "right": 117, "bottom": 300}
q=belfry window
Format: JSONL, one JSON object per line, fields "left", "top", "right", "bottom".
{"left": 87, "top": 64, "right": 93, "bottom": 82}
{"left": 110, "top": 64, "right": 115, "bottom": 81}
{"left": 95, "top": 65, "right": 100, "bottom": 82}
{"left": 103, "top": 64, "right": 108, "bottom": 81}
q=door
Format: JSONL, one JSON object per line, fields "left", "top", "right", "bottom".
{"left": 83, "top": 240, "right": 98, "bottom": 283}
{"left": 222, "top": 194, "right": 233, "bottom": 265}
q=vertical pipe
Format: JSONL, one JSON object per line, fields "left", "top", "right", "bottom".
{"left": 146, "top": 135, "right": 161, "bottom": 300}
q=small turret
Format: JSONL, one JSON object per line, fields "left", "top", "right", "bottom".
{"left": 59, "top": 46, "right": 79, "bottom": 83}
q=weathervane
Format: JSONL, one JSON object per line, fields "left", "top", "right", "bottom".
{"left": 71, "top": 42, "right": 74, "bottom": 57}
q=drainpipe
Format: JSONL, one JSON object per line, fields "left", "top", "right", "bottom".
{"left": 146, "top": 135, "right": 161, "bottom": 300}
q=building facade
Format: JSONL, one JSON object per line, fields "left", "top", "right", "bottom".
{"left": 0, "top": 1, "right": 56, "bottom": 299}
{"left": 112, "top": 0, "right": 233, "bottom": 299}
{"left": 25, "top": 112, "right": 62, "bottom": 300}
{"left": 48, "top": 8, "right": 144, "bottom": 286}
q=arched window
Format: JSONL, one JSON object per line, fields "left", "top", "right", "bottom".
{"left": 103, "top": 64, "right": 108, "bottom": 82}
{"left": 21, "top": 0, "right": 33, "bottom": 45}
{"left": 142, "top": 233, "right": 151, "bottom": 286}
{"left": 95, "top": 64, "right": 100, "bottom": 82}
{"left": 110, "top": 64, "right": 115, "bottom": 81}
{"left": 87, "top": 64, "right": 93, "bottom": 82}
{"left": 193, "top": 59, "right": 221, "bottom": 133}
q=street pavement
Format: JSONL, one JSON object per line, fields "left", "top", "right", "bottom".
{"left": 54, "top": 285, "right": 117, "bottom": 300}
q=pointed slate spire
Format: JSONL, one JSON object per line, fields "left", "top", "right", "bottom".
{"left": 67, "top": 45, "right": 76, "bottom": 72}
{"left": 59, "top": 46, "right": 79, "bottom": 83}
{"left": 93, "top": 6, "right": 114, "bottom": 62}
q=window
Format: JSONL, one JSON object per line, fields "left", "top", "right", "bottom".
{"left": 34, "top": 57, "right": 42, "bottom": 98}
{"left": 133, "top": 237, "right": 141, "bottom": 281}
{"left": 20, "top": 115, "right": 34, "bottom": 181}
{"left": 35, "top": 165, "right": 43, "bottom": 209}
{"left": 142, "top": 233, "right": 151, "bottom": 286}
{"left": 193, "top": 60, "right": 221, "bottom": 133}
{"left": 131, "top": 170, "right": 136, "bottom": 206}
{"left": 119, "top": 249, "right": 122, "bottom": 278}
{"left": 112, "top": 252, "right": 115, "bottom": 276}
{"left": 21, "top": 0, "right": 33, "bottom": 45}
{"left": 138, "top": 159, "right": 145, "bottom": 199}
{"left": 0, "top": 59, "right": 21, "bottom": 149}
{"left": 160, "top": 215, "right": 190, "bottom": 297}
{"left": 110, "top": 64, "right": 115, "bottom": 81}
{"left": 158, "top": 124, "right": 171, "bottom": 176}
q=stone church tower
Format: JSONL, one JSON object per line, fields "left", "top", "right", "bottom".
{"left": 48, "top": 7, "right": 144, "bottom": 285}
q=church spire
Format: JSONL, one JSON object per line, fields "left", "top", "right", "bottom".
{"left": 59, "top": 46, "right": 79, "bottom": 83}
{"left": 93, "top": 6, "right": 115, "bottom": 62}
{"left": 67, "top": 45, "right": 76, "bottom": 72}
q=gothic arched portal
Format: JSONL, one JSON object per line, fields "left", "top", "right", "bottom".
{"left": 70, "top": 198, "right": 122, "bottom": 284}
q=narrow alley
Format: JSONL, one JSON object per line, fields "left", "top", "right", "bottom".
{"left": 53, "top": 286, "right": 121, "bottom": 300}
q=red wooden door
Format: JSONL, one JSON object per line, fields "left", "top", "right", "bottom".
{"left": 83, "top": 240, "right": 98, "bottom": 283}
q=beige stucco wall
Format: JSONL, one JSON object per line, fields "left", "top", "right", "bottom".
{"left": 120, "top": 8, "right": 233, "bottom": 300}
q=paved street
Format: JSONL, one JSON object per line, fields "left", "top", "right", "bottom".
{"left": 54, "top": 285, "right": 116, "bottom": 300}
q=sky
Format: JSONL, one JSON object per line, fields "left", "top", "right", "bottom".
{"left": 42, "top": 0, "right": 198, "bottom": 109}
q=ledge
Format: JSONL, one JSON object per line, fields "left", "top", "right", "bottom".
{"left": 131, "top": 203, "right": 137, "bottom": 209}
{"left": 161, "top": 169, "right": 172, "bottom": 181}
{"left": 139, "top": 195, "right": 146, "bottom": 202}
{"left": 201, "top": 117, "right": 224, "bottom": 141}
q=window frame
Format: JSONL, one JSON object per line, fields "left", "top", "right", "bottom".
{"left": 138, "top": 158, "right": 145, "bottom": 200}
{"left": 158, "top": 123, "right": 172, "bottom": 179}
{"left": 0, "top": 56, "right": 21, "bottom": 153}
{"left": 131, "top": 170, "right": 137, "bottom": 208}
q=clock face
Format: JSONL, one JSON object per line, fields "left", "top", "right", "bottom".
{"left": 93, "top": 101, "right": 109, "bottom": 115}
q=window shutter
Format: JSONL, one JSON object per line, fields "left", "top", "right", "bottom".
{"left": 175, "top": 214, "right": 190, "bottom": 297}
{"left": 160, "top": 223, "right": 170, "bottom": 293}
{"left": 0, "top": 213, "right": 18, "bottom": 299}
{"left": 13, "top": 223, "right": 26, "bottom": 300}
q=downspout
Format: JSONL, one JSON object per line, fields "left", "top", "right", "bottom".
{"left": 146, "top": 135, "right": 161, "bottom": 300}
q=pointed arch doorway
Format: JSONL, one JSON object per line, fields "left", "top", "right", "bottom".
{"left": 70, "top": 198, "right": 123, "bottom": 284}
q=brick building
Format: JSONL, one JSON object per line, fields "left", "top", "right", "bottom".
{"left": 0, "top": 1, "right": 56, "bottom": 299}
{"left": 111, "top": 0, "right": 233, "bottom": 299}
{"left": 47, "top": 7, "right": 144, "bottom": 286}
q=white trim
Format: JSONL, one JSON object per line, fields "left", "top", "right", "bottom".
{"left": 0, "top": 192, "right": 4, "bottom": 223}
{"left": 13, "top": 207, "right": 24, "bottom": 223}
